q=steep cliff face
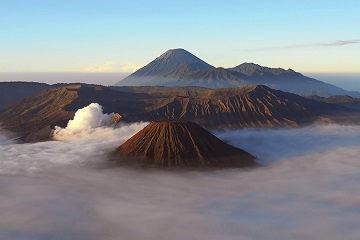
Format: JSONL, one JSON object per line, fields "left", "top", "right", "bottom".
{"left": 116, "top": 120, "right": 255, "bottom": 168}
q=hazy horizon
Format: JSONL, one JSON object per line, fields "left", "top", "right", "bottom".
{"left": 1, "top": 71, "right": 359, "bottom": 91}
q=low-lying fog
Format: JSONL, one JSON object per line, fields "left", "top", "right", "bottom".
{"left": 1, "top": 104, "right": 360, "bottom": 239}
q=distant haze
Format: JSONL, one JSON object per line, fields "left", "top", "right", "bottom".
{"left": 1, "top": 72, "right": 360, "bottom": 92}
{"left": 306, "top": 72, "right": 360, "bottom": 92}
{"left": 0, "top": 72, "right": 130, "bottom": 86}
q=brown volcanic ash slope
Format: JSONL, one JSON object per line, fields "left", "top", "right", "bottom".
{"left": 0, "top": 84, "right": 353, "bottom": 142}
{"left": 143, "top": 85, "right": 349, "bottom": 128}
{"left": 0, "top": 84, "right": 144, "bottom": 142}
{"left": 116, "top": 121, "right": 255, "bottom": 168}
{"left": 0, "top": 86, "right": 78, "bottom": 141}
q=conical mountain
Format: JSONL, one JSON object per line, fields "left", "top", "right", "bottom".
{"left": 114, "top": 49, "right": 214, "bottom": 86}
{"left": 115, "top": 120, "right": 255, "bottom": 168}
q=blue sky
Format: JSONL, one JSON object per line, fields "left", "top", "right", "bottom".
{"left": 0, "top": 0, "right": 359, "bottom": 73}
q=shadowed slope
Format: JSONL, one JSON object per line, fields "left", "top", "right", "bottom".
{"left": 307, "top": 95, "right": 360, "bottom": 109}
{"left": 0, "top": 82, "right": 51, "bottom": 111}
{"left": 227, "top": 63, "right": 357, "bottom": 97}
{"left": 116, "top": 120, "right": 255, "bottom": 168}
{"left": 176, "top": 67, "right": 246, "bottom": 88}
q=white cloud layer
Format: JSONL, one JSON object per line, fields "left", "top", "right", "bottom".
{"left": 83, "top": 61, "right": 115, "bottom": 72}
{"left": 0, "top": 118, "right": 360, "bottom": 239}
{"left": 120, "top": 63, "right": 141, "bottom": 72}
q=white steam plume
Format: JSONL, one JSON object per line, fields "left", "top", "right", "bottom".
{"left": 53, "top": 103, "right": 117, "bottom": 140}
{"left": 0, "top": 102, "right": 149, "bottom": 174}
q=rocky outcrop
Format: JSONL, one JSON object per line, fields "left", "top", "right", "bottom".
{"left": 109, "top": 113, "right": 122, "bottom": 126}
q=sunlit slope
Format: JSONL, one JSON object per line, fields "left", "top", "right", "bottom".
{"left": 0, "top": 84, "right": 351, "bottom": 142}
{"left": 116, "top": 120, "right": 255, "bottom": 168}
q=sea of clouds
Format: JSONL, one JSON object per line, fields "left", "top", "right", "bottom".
{"left": 0, "top": 103, "right": 360, "bottom": 239}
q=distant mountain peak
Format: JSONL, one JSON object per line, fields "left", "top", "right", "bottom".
{"left": 154, "top": 48, "right": 211, "bottom": 65}
{"left": 114, "top": 49, "right": 214, "bottom": 86}
{"left": 112, "top": 50, "right": 359, "bottom": 98}
{"left": 156, "top": 48, "right": 192, "bottom": 61}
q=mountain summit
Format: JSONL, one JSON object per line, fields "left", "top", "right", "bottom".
{"left": 116, "top": 48, "right": 214, "bottom": 86}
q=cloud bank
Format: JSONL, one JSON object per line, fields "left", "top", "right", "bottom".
{"left": 0, "top": 118, "right": 360, "bottom": 239}
{"left": 83, "top": 61, "right": 115, "bottom": 72}
{"left": 120, "top": 63, "right": 141, "bottom": 72}
{"left": 82, "top": 62, "right": 141, "bottom": 73}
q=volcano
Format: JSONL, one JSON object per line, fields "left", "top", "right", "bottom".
{"left": 115, "top": 120, "right": 256, "bottom": 168}
{"left": 113, "top": 49, "right": 360, "bottom": 97}
{"left": 114, "top": 48, "right": 214, "bottom": 86}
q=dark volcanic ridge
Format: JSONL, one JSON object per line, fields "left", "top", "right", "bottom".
{"left": 307, "top": 95, "right": 360, "bottom": 109}
{"left": 1, "top": 84, "right": 356, "bottom": 142}
{"left": 115, "top": 120, "right": 256, "bottom": 168}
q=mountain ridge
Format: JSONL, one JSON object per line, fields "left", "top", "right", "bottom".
{"left": 0, "top": 84, "right": 354, "bottom": 142}
{"left": 0, "top": 82, "right": 50, "bottom": 111}
{"left": 228, "top": 62, "right": 296, "bottom": 76}
{"left": 113, "top": 49, "right": 360, "bottom": 97}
